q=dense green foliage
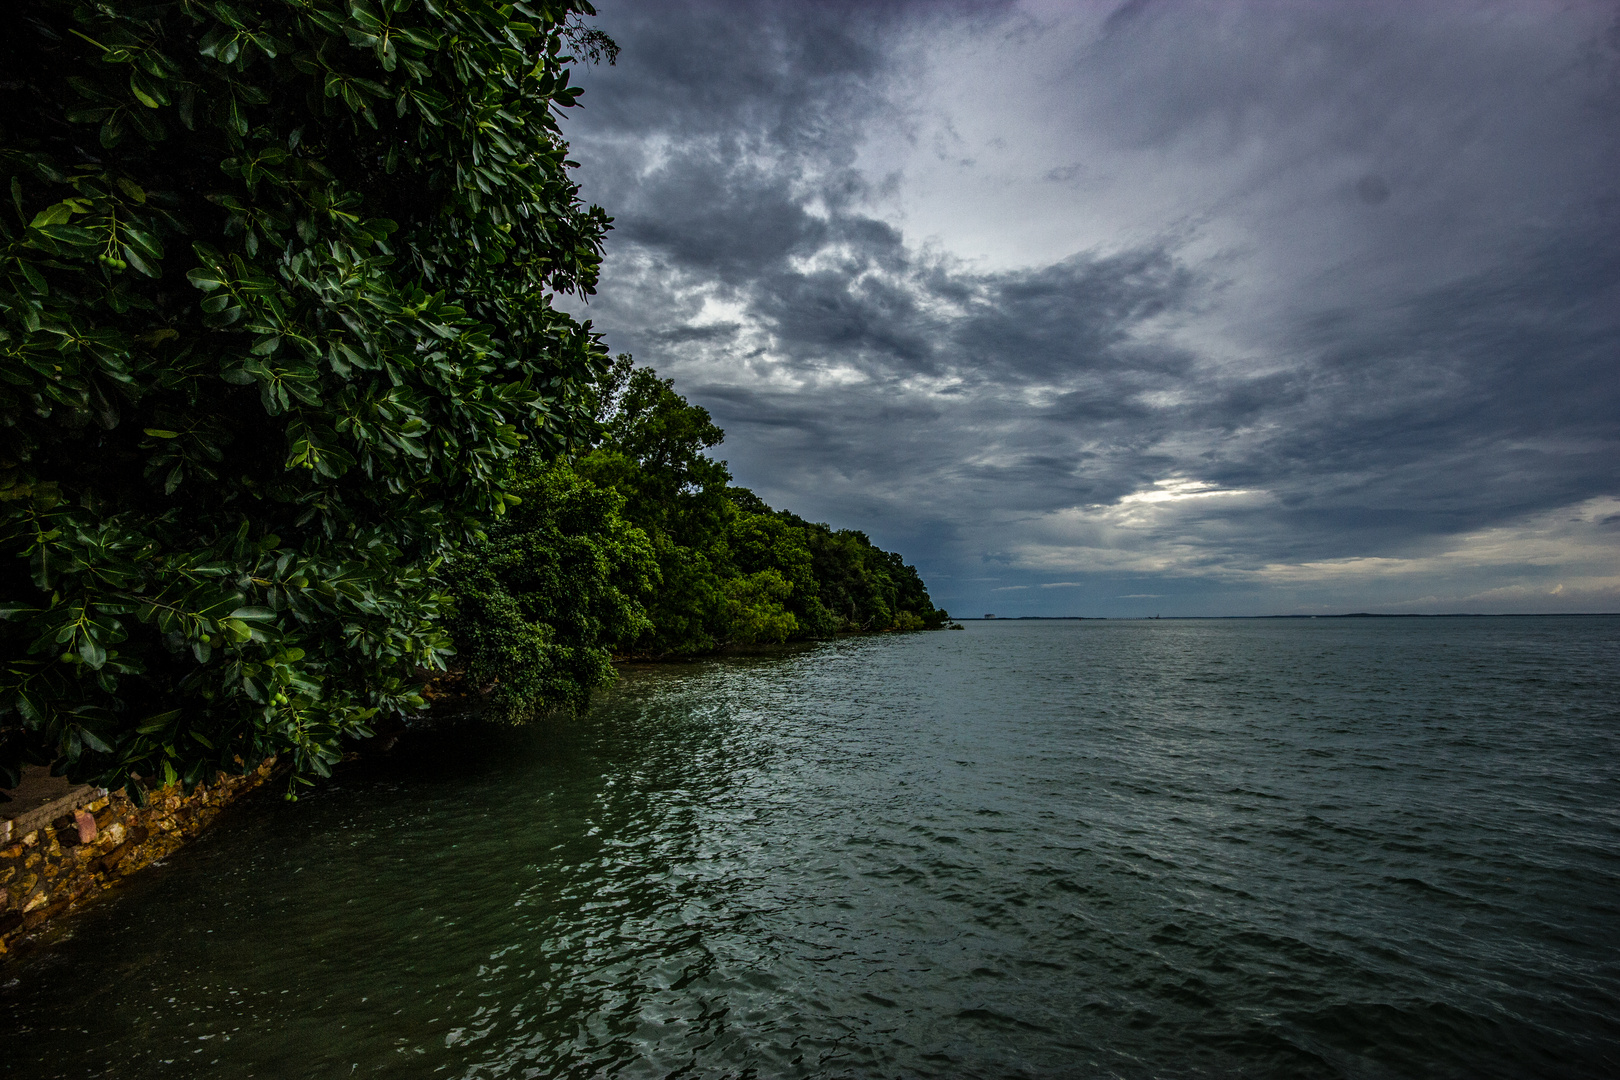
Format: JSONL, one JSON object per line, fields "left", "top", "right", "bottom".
{"left": 0, "top": 0, "right": 613, "bottom": 794}
{"left": 450, "top": 357, "right": 949, "bottom": 719}
{"left": 579, "top": 357, "right": 948, "bottom": 653}
{"left": 444, "top": 458, "right": 653, "bottom": 721}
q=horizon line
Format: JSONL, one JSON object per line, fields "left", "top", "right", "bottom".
{"left": 967, "top": 612, "right": 1620, "bottom": 620}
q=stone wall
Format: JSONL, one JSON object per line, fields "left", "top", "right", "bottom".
{"left": 0, "top": 759, "right": 277, "bottom": 956}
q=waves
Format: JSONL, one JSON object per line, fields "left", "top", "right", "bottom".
{"left": 3, "top": 617, "right": 1618, "bottom": 1077}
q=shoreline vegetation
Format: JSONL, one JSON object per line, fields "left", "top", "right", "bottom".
{"left": 0, "top": 0, "right": 945, "bottom": 808}
{"left": 435, "top": 353, "right": 951, "bottom": 724}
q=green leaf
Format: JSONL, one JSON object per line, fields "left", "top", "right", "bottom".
{"left": 122, "top": 245, "right": 158, "bottom": 277}
{"left": 79, "top": 727, "right": 113, "bottom": 753}
{"left": 187, "top": 267, "right": 226, "bottom": 291}
{"left": 130, "top": 70, "right": 168, "bottom": 108}
{"left": 136, "top": 710, "right": 181, "bottom": 735}
{"left": 34, "top": 223, "right": 98, "bottom": 246}
{"left": 79, "top": 636, "right": 108, "bottom": 669}
{"left": 17, "top": 259, "right": 47, "bottom": 293}
{"left": 143, "top": 428, "right": 180, "bottom": 438}
{"left": 124, "top": 227, "right": 163, "bottom": 260}
{"left": 100, "top": 112, "right": 128, "bottom": 148}
{"left": 29, "top": 202, "right": 74, "bottom": 228}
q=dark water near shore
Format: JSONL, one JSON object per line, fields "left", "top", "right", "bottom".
{"left": 4, "top": 617, "right": 1620, "bottom": 1078}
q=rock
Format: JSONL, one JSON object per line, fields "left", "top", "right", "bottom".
{"left": 75, "top": 810, "right": 97, "bottom": 844}
{"left": 96, "top": 825, "right": 149, "bottom": 873}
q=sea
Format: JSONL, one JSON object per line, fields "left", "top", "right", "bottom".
{"left": 2, "top": 616, "right": 1618, "bottom": 1078}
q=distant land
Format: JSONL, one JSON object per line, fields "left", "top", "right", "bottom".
{"left": 971, "top": 613, "right": 1619, "bottom": 620}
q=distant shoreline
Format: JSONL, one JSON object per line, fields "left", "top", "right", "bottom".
{"left": 970, "top": 612, "right": 1620, "bottom": 620}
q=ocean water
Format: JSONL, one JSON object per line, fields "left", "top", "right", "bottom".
{"left": 3, "top": 616, "right": 1618, "bottom": 1078}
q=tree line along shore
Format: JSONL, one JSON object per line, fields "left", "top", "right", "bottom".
{"left": 0, "top": 0, "right": 947, "bottom": 806}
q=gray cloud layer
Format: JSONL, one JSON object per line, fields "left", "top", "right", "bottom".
{"left": 559, "top": 0, "right": 1620, "bottom": 615}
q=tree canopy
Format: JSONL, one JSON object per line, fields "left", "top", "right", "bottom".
{"left": 449, "top": 356, "right": 951, "bottom": 721}
{"left": 0, "top": 0, "right": 613, "bottom": 796}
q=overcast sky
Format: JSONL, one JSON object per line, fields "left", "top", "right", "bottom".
{"left": 556, "top": 0, "right": 1620, "bottom": 617}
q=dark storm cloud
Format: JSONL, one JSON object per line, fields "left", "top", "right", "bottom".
{"left": 560, "top": 0, "right": 1620, "bottom": 614}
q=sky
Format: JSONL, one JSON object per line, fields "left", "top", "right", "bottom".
{"left": 555, "top": 0, "right": 1620, "bottom": 618}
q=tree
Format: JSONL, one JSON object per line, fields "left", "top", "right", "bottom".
{"left": 0, "top": 0, "right": 613, "bottom": 796}
{"left": 445, "top": 459, "right": 654, "bottom": 721}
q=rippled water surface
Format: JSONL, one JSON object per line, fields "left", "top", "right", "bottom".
{"left": 4, "top": 617, "right": 1620, "bottom": 1078}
